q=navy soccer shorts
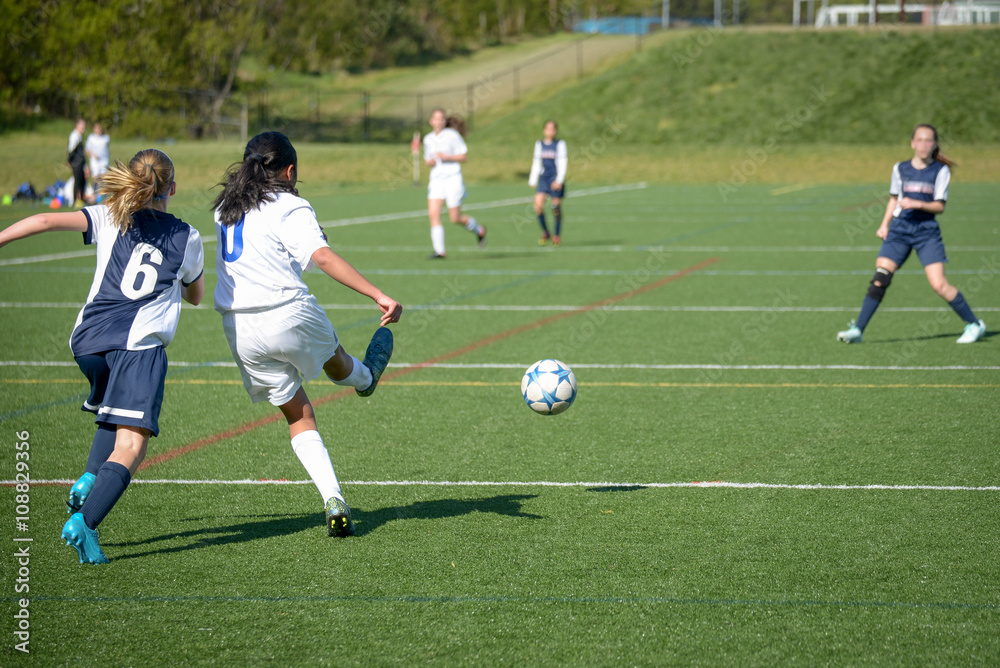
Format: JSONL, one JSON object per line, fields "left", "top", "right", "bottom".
{"left": 536, "top": 177, "right": 565, "bottom": 198}
{"left": 877, "top": 224, "right": 948, "bottom": 267}
{"left": 75, "top": 348, "right": 167, "bottom": 436}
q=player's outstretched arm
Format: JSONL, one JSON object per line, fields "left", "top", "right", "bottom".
{"left": 310, "top": 247, "right": 402, "bottom": 326}
{"left": 0, "top": 211, "right": 88, "bottom": 250}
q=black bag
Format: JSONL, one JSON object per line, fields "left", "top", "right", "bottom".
{"left": 68, "top": 141, "right": 86, "bottom": 169}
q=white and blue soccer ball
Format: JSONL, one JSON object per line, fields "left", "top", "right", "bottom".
{"left": 521, "top": 359, "right": 577, "bottom": 415}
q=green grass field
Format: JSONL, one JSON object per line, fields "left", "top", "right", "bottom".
{"left": 1, "top": 180, "right": 998, "bottom": 665}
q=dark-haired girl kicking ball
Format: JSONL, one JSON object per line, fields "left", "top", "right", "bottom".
{"left": 213, "top": 131, "right": 402, "bottom": 536}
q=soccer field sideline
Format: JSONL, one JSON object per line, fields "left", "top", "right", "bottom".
{"left": 5, "top": 478, "right": 1000, "bottom": 492}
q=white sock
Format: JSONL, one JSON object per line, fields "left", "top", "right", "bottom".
{"left": 464, "top": 216, "right": 482, "bottom": 235}
{"left": 431, "top": 225, "right": 445, "bottom": 255}
{"left": 329, "top": 355, "right": 372, "bottom": 390}
{"left": 290, "top": 430, "right": 342, "bottom": 502}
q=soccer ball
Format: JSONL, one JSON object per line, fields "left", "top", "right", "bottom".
{"left": 521, "top": 359, "right": 577, "bottom": 415}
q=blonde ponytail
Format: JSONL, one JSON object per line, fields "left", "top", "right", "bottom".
{"left": 96, "top": 149, "right": 174, "bottom": 232}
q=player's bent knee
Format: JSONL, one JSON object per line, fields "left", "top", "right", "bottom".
{"left": 867, "top": 267, "right": 893, "bottom": 301}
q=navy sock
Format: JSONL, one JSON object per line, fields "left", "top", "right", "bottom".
{"left": 85, "top": 425, "right": 117, "bottom": 475}
{"left": 80, "top": 462, "right": 131, "bottom": 529}
{"left": 856, "top": 295, "right": 881, "bottom": 331}
{"left": 537, "top": 214, "right": 549, "bottom": 235}
{"left": 554, "top": 208, "right": 562, "bottom": 236}
{"left": 948, "top": 292, "right": 978, "bottom": 324}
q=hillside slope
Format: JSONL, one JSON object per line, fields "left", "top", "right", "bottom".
{"left": 478, "top": 27, "right": 1000, "bottom": 146}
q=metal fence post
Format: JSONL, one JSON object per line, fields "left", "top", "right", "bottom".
{"left": 362, "top": 90, "right": 370, "bottom": 140}
{"left": 467, "top": 83, "right": 474, "bottom": 128}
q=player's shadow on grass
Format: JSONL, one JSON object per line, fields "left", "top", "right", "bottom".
{"left": 354, "top": 494, "right": 541, "bottom": 536}
{"left": 587, "top": 485, "right": 646, "bottom": 493}
{"left": 869, "top": 330, "right": 996, "bottom": 344}
{"left": 104, "top": 512, "right": 321, "bottom": 560}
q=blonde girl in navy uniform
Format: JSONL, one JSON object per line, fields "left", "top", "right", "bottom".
{"left": 528, "top": 120, "right": 567, "bottom": 246}
{"left": 838, "top": 124, "right": 985, "bottom": 344}
{"left": 0, "top": 150, "right": 205, "bottom": 564}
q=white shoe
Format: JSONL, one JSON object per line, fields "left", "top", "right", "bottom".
{"left": 956, "top": 319, "right": 986, "bottom": 344}
{"left": 836, "top": 321, "right": 863, "bottom": 343}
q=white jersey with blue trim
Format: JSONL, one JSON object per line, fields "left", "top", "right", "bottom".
{"left": 423, "top": 128, "right": 466, "bottom": 181}
{"left": 70, "top": 205, "right": 204, "bottom": 356}
{"left": 214, "top": 192, "right": 330, "bottom": 313}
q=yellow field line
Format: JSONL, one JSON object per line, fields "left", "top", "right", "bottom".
{"left": 5, "top": 379, "right": 997, "bottom": 390}
{"left": 770, "top": 184, "right": 813, "bottom": 196}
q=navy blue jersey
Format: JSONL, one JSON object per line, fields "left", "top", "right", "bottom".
{"left": 529, "top": 139, "right": 567, "bottom": 187}
{"left": 889, "top": 160, "right": 950, "bottom": 231}
{"left": 70, "top": 205, "right": 203, "bottom": 356}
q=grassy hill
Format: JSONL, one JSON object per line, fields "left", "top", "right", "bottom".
{"left": 477, "top": 26, "right": 1000, "bottom": 147}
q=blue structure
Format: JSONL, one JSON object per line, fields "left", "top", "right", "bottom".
{"left": 573, "top": 16, "right": 662, "bottom": 34}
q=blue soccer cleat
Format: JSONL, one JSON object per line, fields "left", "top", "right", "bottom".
{"left": 62, "top": 513, "right": 109, "bottom": 565}
{"left": 67, "top": 472, "right": 96, "bottom": 513}
{"left": 837, "top": 320, "right": 862, "bottom": 343}
{"left": 325, "top": 497, "right": 356, "bottom": 537}
{"left": 357, "top": 327, "right": 394, "bottom": 397}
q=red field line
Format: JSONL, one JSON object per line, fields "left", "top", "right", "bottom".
{"left": 139, "top": 256, "right": 719, "bottom": 471}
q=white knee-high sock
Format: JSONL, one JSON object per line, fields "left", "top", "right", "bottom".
{"left": 290, "top": 430, "right": 342, "bottom": 502}
{"left": 464, "top": 216, "right": 482, "bottom": 235}
{"left": 431, "top": 225, "right": 445, "bottom": 255}
{"left": 329, "top": 354, "right": 372, "bottom": 390}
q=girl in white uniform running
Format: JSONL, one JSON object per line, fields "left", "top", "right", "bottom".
{"left": 424, "top": 109, "right": 486, "bottom": 258}
{"left": 213, "top": 131, "right": 402, "bottom": 537}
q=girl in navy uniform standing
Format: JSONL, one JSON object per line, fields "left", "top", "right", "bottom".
{"left": 528, "top": 120, "right": 567, "bottom": 246}
{"left": 0, "top": 149, "right": 205, "bottom": 564}
{"left": 837, "top": 124, "right": 985, "bottom": 344}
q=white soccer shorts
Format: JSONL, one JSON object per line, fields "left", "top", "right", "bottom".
{"left": 427, "top": 174, "right": 466, "bottom": 208}
{"left": 222, "top": 294, "right": 339, "bottom": 406}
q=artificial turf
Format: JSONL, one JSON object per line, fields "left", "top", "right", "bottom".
{"left": 1, "top": 182, "right": 998, "bottom": 665}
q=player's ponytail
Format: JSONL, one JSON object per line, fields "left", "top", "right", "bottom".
{"left": 913, "top": 123, "right": 955, "bottom": 169}
{"left": 213, "top": 131, "right": 299, "bottom": 226}
{"left": 97, "top": 149, "right": 174, "bottom": 232}
{"left": 445, "top": 115, "right": 466, "bottom": 137}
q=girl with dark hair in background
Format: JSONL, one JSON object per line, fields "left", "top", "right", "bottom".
{"left": 837, "top": 124, "right": 985, "bottom": 344}
{"left": 423, "top": 109, "right": 486, "bottom": 258}
{"left": 0, "top": 149, "right": 205, "bottom": 564}
{"left": 213, "top": 131, "right": 402, "bottom": 537}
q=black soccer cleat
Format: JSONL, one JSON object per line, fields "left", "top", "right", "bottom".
{"left": 357, "top": 327, "right": 393, "bottom": 397}
{"left": 325, "top": 497, "right": 355, "bottom": 537}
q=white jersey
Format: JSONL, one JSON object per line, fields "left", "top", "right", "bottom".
{"left": 85, "top": 133, "right": 111, "bottom": 175}
{"left": 214, "top": 192, "right": 330, "bottom": 313}
{"left": 423, "top": 128, "right": 466, "bottom": 181}
{"left": 68, "top": 129, "right": 83, "bottom": 154}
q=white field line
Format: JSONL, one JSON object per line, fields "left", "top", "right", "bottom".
{"left": 330, "top": 244, "right": 1000, "bottom": 253}
{"left": 2, "top": 360, "right": 998, "bottom": 371}
{"left": 318, "top": 182, "right": 648, "bottom": 228}
{"left": 3, "top": 301, "right": 997, "bottom": 314}
{"left": 6, "top": 478, "right": 999, "bottom": 492}
{"left": 2, "top": 268, "right": 993, "bottom": 277}
{"left": 0, "top": 250, "right": 96, "bottom": 266}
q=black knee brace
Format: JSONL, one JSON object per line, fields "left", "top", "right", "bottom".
{"left": 867, "top": 267, "right": 893, "bottom": 301}
{"left": 552, "top": 204, "right": 561, "bottom": 217}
